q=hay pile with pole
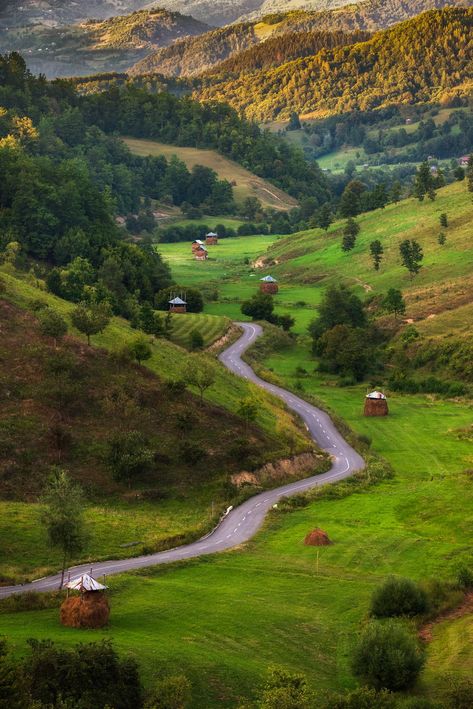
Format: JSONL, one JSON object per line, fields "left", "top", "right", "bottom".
{"left": 364, "top": 391, "right": 388, "bottom": 416}
{"left": 60, "top": 591, "right": 110, "bottom": 629}
{"left": 304, "top": 528, "right": 332, "bottom": 546}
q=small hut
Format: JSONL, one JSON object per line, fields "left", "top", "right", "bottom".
{"left": 260, "top": 275, "right": 278, "bottom": 294}
{"left": 195, "top": 245, "right": 208, "bottom": 261}
{"left": 191, "top": 239, "right": 204, "bottom": 253}
{"left": 169, "top": 296, "right": 187, "bottom": 314}
{"left": 205, "top": 231, "right": 218, "bottom": 246}
{"left": 364, "top": 391, "right": 388, "bottom": 417}
{"left": 60, "top": 574, "right": 109, "bottom": 629}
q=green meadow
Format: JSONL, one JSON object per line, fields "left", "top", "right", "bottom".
{"left": 1, "top": 181, "right": 473, "bottom": 705}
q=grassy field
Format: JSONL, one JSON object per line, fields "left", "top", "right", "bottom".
{"left": 1, "top": 183, "right": 472, "bottom": 704}
{"left": 123, "top": 137, "right": 298, "bottom": 210}
{"left": 158, "top": 236, "right": 322, "bottom": 334}
{"left": 166, "top": 311, "right": 230, "bottom": 348}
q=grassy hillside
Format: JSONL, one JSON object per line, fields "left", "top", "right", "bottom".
{"left": 123, "top": 137, "right": 299, "bottom": 210}
{"left": 196, "top": 8, "right": 473, "bottom": 121}
{"left": 0, "top": 8, "right": 211, "bottom": 78}
{"left": 0, "top": 268, "right": 312, "bottom": 582}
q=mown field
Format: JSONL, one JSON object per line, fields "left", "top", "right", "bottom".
{"left": 123, "top": 137, "right": 298, "bottom": 210}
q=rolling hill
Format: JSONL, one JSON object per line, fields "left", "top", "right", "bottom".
{"left": 195, "top": 8, "right": 473, "bottom": 121}
{"left": 123, "top": 137, "right": 299, "bottom": 210}
{"left": 0, "top": 7, "right": 211, "bottom": 78}
{"left": 130, "top": 0, "right": 471, "bottom": 78}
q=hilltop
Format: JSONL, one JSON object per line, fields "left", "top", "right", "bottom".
{"left": 195, "top": 8, "right": 473, "bottom": 121}
{"left": 130, "top": 0, "right": 470, "bottom": 78}
{"left": 0, "top": 8, "right": 211, "bottom": 78}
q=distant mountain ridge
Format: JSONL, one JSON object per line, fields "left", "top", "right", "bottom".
{"left": 130, "top": 0, "right": 471, "bottom": 78}
{"left": 0, "top": 7, "right": 211, "bottom": 77}
{"left": 195, "top": 7, "right": 473, "bottom": 121}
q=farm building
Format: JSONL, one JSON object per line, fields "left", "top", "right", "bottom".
{"left": 364, "top": 391, "right": 388, "bottom": 417}
{"left": 195, "top": 245, "right": 208, "bottom": 261}
{"left": 191, "top": 239, "right": 204, "bottom": 253}
{"left": 205, "top": 232, "right": 219, "bottom": 245}
{"left": 260, "top": 275, "right": 278, "bottom": 294}
{"left": 169, "top": 296, "right": 187, "bottom": 314}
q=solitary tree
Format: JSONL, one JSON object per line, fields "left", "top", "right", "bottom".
{"left": 413, "top": 161, "right": 436, "bottom": 202}
{"left": 400, "top": 239, "right": 423, "bottom": 277}
{"left": 241, "top": 291, "right": 274, "bottom": 321}
{"left": 38, "top": 308, "right": 68, "bottom": 348}
{"left": 439, "top": 212, "right": 448, "bottom": 228}
{"left": 190, "top": 329, "right": 204, "bottom": 351}
{"left": 40, "top": 468, "right": 88, "bottom": 588}
{"left": 71, "top": 301, "right": 110, "bottom": 345}
{"left": 369, "top": 240, "right": 384, "bottom": 271}
{"left": 127, "top": 336, "right": 152, "bottom": 365}
{"left": 107, "top": 430, "right": 154, "bottom": 486}
{"left": 183, "top": 356, "right": 216, "bottom": 405}
{"left": 139, "top": 302, "right": 163, "bottom": 336}
{"left": 342, "top": 218, "right": 360, "bottom": 252}
{"left": 383, "top": 289, "right": 406, "bottom": 319}
{"left": 237, "top": 397, "right": 258, "bottom": 433}
{"left": 466, "top": 154, "right": 473, "bottom": 195}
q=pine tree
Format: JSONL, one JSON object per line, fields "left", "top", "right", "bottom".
{"left": 342, "top": 218, "right": 360, "bottom": 252}
{"left": 369, "top": 240, "right": 384, "bottom": 270}
{"left": 400, "top": 239, "right": 423, "bottom": 277}
{"left": 439, "top": 213, "right": 448, "bottom": 228}
{"left": 413, "top": 161, "right": 436, "bottom": 202}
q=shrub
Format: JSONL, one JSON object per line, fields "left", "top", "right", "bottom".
{"left": 318, "top": 686, "right": 396, "bottom": 708}
{"left": 456, "top": 564, "right": 473, "bottom": 589}
{"left": 371, "top": 577, "right": 429, "bottom": 618}
{"left": 190, "top": 329, "right": 204, "bottom": 351}
{"left": 441, "top": 675, "right": 473, "bottom": 709}
{"left": 352, "top": 621, "right": 425, "bottom": 691}
{"left": 145, "top": 674, "right": 191, "bottom": 709}
{"left": 107, "top": 430, "right": 155, "bottom": 485}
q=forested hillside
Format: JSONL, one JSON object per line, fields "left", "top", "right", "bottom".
{"left": 196, "top": 8, "right": 473, "bottom": 121}
{"left": 130, "top": 0, "right": 470, "bottom": 78}
{"left": 0, "top": 8, "right": 211, "bottom": 78}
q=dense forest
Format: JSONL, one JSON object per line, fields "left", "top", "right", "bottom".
{"left": 204, "top": 29, "right": 371, "bottom": 76}
{"left": 196, "top": 8, "right": 473, "bottom": 121}
{"left": 129, "top": 0, "right": 469, "bottom": 78}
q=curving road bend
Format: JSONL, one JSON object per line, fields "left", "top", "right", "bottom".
{"left": 0, "top": 323, "right": 364, "bottom": 599}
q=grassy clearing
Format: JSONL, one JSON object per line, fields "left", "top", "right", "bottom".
{"left": 158, "top": 236, "right": 321, "bottom": 334}
{"left": 167, "top": 311, "right": 230, "bottom": 349}
{"left": 123, "top": 137, "right": 298, "bottom": 210}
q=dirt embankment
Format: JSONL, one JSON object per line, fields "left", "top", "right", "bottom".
{"left": 419, "top": 591, "right": 473, "bottom": 642}
{"left": 231, "top": 451, "right": 326, "bottom": 487}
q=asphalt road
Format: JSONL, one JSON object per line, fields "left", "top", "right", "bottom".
{"left": 0, "top": 322, "right": 364, "bottom": 598}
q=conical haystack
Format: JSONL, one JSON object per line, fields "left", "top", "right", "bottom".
{"left": 304, "top": 528, "right": 332, "bottom": 546}
{"left": 60, "top": 591, "right": 110, "bottom": 629}
{"left": 364, "top": 391, "right": 388, "bottom": 417}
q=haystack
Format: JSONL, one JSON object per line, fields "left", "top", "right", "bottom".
{"left": 260, "top": 275, "right": 278, "bottom": 294}
{"left": 60, "top": 591, "right": 110, "bottom": 629}
{"left": 364, "top": 391, "right": 388, "bottom": 416}
{"left": 304, "top": 528, "right": 332, "bottom": 546}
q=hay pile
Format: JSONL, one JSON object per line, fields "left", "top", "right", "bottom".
{"left": 364, "top": 398, "right": 388, "bottom": 416}
{"left": 304, "top": 528, "right": 332, "bottom": 546}
{"left": 60, "top": 591, "right": 110, "bottom": 629}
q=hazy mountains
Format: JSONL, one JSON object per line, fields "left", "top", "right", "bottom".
{"left": 0, "top": 7, "right": 211, "bottom": 77}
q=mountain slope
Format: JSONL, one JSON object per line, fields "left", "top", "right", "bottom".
{"left": 195, "top": 8, "right": 473, "bottom": 121}
{"left": 130, "top": 0, "right": 470, "bottom": 78}
{"left": 0, "top": 8, "right": 211, "bottom": 78}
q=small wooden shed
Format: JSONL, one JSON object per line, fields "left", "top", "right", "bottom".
{"left": 260, "top": 275, "right": 278, "bottom": 294}
{"left": 364, "top": 391, "right": 388, "bottom": 417}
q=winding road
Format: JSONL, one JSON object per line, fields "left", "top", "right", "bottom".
{"left": 0, "top": 323, "right": 364, "bottom": 599}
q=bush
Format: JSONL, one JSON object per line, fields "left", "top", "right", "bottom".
{"left": 441, "top": 675, "right": 473, "bottom": 709}
{"left": 456, "top": 564, "right": 473, "bottom": 589}
{"left": 145, "top": 674, "right": 191, "bottom": 709}
{"left": 190, "top": 329, "right": 204, "bottom": 351}
{"left": 371, "top": 577, "right": 429, "bottom": 618}
{"left": 318, "top": 686, "right": 396, "bottom": 708}
{"left": 352, "top": 621, "right": 425, "bottom": 691}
